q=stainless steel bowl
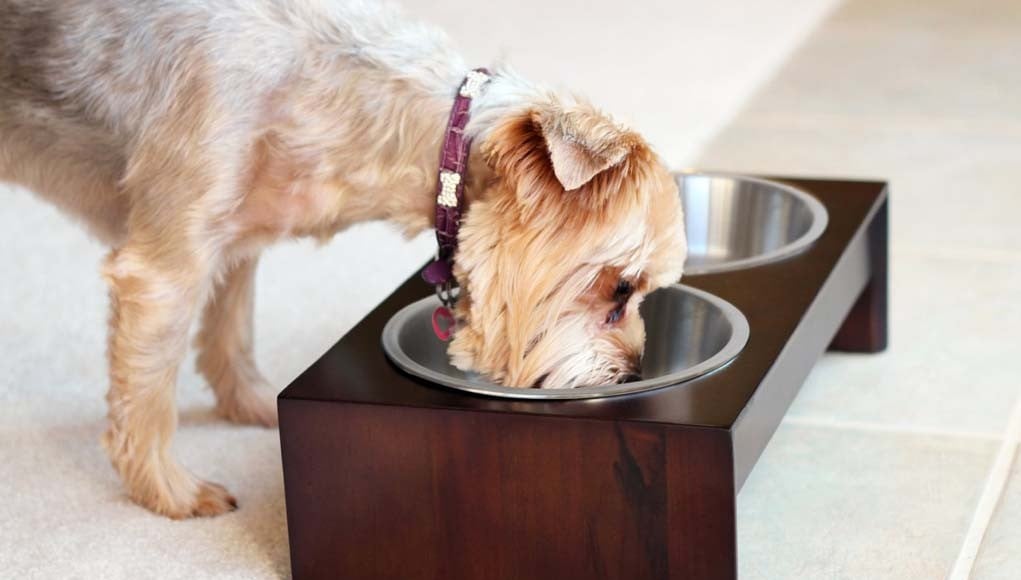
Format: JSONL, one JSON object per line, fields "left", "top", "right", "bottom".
{"left": 381, "top": 284, "right": 749, "bottom": 400}
{"left": 680, "top": 173, "right": 828, "bottom": 274}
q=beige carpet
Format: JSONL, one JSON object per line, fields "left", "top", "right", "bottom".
{"left": 0, "top": 0, "right": 840, "bottom": 578}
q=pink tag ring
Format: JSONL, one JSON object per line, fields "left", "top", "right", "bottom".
{"left": 431, "top": 306, "right": 456, "bottom": 341}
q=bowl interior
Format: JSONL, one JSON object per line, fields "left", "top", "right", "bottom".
{"left": 382, "top": 284, "right": 749, "bottom": 400}
{"left": 680, "top": 173, "right": 827, "bottom": 274}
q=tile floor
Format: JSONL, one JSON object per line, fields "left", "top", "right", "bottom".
{"left": 693, "top": 0, "right": 1021, "bottom": 576}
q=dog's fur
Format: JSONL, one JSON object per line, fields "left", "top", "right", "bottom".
{"left": 0, "top": 0, "right": 686, "bottom": 518}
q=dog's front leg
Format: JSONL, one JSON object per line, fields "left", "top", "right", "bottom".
{"left": 195, "top": 255, "right": 278, "bottom": 427}
{"left": 102, "top": 241, "right": 237, "bottom": 518}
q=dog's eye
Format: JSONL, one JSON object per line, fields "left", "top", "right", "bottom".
{"left": 601, "top": 278, "right": 635, "bottom": 325}
{"left": 613, "top": 280, "right": 634, "bottom": 302}
{"left": 606, "top": 279, "right": 633, "bottom": 324}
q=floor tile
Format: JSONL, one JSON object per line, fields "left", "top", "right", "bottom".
{"left": 694, "top": 123, "right": 1021, "bottom": 257}
{"left": 782, "top": 252, "right": 1021, "bottom": 436}
{"left": 738, "top": 423, "right": 997, "bottom": 580}
{"left": 738, "top": 0, "right": 1021, "bottom": 127}
{"left": 972, "top": 446, "right": 1021, "bottom": 579}
{"left": 690, "top": 0, "right": 1021, "bottom": 257}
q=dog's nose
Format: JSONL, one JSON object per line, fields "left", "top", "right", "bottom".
{"left": 622, "top": 373, "right": 642, "bottom": 383}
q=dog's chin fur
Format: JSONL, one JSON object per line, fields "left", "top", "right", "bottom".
{"left": 0, "top": 0, "right": 685, "bottom": 518}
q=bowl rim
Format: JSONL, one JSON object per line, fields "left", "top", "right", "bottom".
{"left": 677, "top": 171, "right": 829, "bottom": 275}
{"left": 380, "top": 284, "right": 750, "bottom": 400}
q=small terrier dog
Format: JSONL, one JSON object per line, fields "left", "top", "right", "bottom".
{"left": 0, "top": 0, "right": 686, "bottom": 518}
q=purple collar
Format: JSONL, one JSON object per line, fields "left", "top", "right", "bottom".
{"left": 421, "top": 68, "right": 491, "bottom": 308}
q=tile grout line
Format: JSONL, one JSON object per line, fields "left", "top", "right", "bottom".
{"left": 736, "top": 112, "right": 1021, "bottom": 138}
{"left": 783, "top": 416, "right": 1003, "bottom": 442}
{"left": 947, "top": 393, "right": 1021, "bottom": 580}
{"left": 893, "top": 246, "right": 1021, "bottom": 267}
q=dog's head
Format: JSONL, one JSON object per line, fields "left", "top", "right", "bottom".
{"left": 450, "top": 98, "right": 686, "bottom": 388}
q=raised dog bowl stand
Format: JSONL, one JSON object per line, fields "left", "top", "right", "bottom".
{"left": 278, "top": 176, "right": 888, "bottom": 580}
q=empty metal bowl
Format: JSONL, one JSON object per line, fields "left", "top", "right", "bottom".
{"left": 679, "top": 173, "right": 828, "bottom": 274}
{"left": 381, "top": 284, "right": 749, "bottom": 400}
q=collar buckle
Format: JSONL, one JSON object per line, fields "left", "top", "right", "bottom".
{"left": 435, "top": 279, "right": 457, "bottom": 309}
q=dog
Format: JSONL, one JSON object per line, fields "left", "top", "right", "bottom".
{"left": 0, "top": 0, "right": 686, "bottom": 518}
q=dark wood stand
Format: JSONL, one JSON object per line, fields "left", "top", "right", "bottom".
{"left": 278, "top": 177, "right": 888, "bottom": 580}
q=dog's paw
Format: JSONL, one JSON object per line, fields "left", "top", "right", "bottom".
{"left": 215, "top": 387, "right": 279, "bottom": 428}
{"left": 200, "top": 358, "right": 280, "bottom": 427}
{"left": 157, "top": 480, "right": 238, "bottom": 519}
{"left": 131, "top": 471, "right": 239, "bottom": 519}
{"left": 189, "top": 481, "right": 239, "bottom": 518}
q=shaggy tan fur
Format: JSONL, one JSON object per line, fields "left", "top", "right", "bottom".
{"left": 0, "top": 0, "right": 686, "bottom": 518}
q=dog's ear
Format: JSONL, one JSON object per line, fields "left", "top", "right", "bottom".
{"left": 533, "top": 105, "right": 636, "bottom": 191}
{"left": 482, "top": 102, "right": 643, "bottom": 210}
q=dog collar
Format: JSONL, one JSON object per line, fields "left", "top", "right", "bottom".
{"left": 422, "top": 68, "right": 491, "bottom": 312}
